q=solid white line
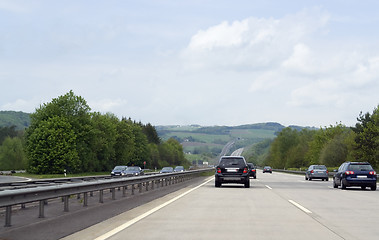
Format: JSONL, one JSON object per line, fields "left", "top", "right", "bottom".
{"left": 265, "top": 185, "right": 272, "bottom": 190}
{"left": 288, "top": 200, "right": 312, "bottom": 214}
{"left": 94, "top": 178, "right": 213, "bottom": 240}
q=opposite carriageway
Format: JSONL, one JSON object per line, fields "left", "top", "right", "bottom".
{"left": 0, "top": 169, "right": 213, "bottom": 227}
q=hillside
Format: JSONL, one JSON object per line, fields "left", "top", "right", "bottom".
{"left": 0, "top": 111, "right": 30, "bottom": 130}
{"left": 156, "top": 122, "right": 285, "bottom": 164}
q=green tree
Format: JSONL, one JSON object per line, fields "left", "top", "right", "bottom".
{"left": 352, "top": 105, "right": 379, "bottom": 168}
{"left": 26, "top": 116, "right": 79, "bottom": 174}
{"left": 26, "top": 90, "right": 91, "bottom": 173}
{"left": 0, "top": 137, "right": 26, "bottom": 170}
{"left": 90, "top": 113, "right": 118, "bottom": 171}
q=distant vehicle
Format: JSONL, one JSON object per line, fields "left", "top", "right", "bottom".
{"left": 111, "top": 166, "right": 128, "bottom": 177}
{"left": 125, "top": 166, "right": 144, "bottom": 176}
{"left": 263, "top": 166, "right": 272, "bottom": 173}
{"left": 247, "top": 163, "right": 257, "bottom": 179}
{"left": 174, "top": 166, "right": 185, "bottom": 172}
{"left": 305, "top": 165, "right": 329, "bottom": 181}
{"left": 160, "top": 167, "right": 174, "bottom": 173}
{"left": 333, "top": 162, "right": 377, "bottom": 190}
{"left": 215, "top": 156, "right": 250, "bottom": 188}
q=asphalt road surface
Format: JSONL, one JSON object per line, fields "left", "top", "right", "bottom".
{"left": 62, "top": 171, "right": 379, "bottom": 240}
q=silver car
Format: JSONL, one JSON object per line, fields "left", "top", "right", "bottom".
{"left": 305, "top": 165, "right": 329, "bottom": 181}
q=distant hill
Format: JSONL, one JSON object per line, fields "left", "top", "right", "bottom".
{"left": 0, "top": 111, "right": 30, "bottom": 130}
{"left": 156, "top": 122, "right": 318, "bottom": 165}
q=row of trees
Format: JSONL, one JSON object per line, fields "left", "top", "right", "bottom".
{"left": 264, "top": 105, "right": 379, "bottom": 169}
{"left": 1, "top": 91, "right": 188, "bottom": 174}
{"left": 0, "top": 126, "right": 26, "bottom": 171}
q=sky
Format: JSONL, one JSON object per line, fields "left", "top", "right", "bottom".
{"left": 1, "top": 0, "right": 378, "bottom": 128}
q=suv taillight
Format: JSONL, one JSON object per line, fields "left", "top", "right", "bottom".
{"left": 369, "top": 171, "right": 376, "bottom": 175}
{"left": 345, "top": 171, "right": 354, "bottom": 175}
{"left": 311, "top": 170, "right": 314, "bottom": 173}
{"left": 243, "top": 167, "right": 248, "bottom": 174}
{"left": 217, "top": 167, "right": 221, "bottom": 174}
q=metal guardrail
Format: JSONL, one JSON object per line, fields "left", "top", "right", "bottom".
{"left": 0, "top": 169, "right": 213, "bottom": 227}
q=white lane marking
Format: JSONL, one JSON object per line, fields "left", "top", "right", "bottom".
{"left": 265, "top": 185, "right": 272, "bottom": 190}
{"left": 94, "top": 178, "right": 213, "bottom": 240}
{"left": 288, "top": 200, "right": 312, "bottom": 214}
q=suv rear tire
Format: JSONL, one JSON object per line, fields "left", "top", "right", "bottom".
{"left": 244, "top": 179, "right": 250, "bottom": 188}
{"left": 215, "top": 181, "right": 221, "bottom": 188}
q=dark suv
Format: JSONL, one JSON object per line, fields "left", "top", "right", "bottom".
{"left": 333, "top": 162, "right": 377, "bottom": 190}
{"left": 215, "top": 156, "right": 250, "bottom": 188}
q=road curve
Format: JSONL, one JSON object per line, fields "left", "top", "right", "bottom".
{"left": 62, "top": 171, "right": 379, "bottom": 240}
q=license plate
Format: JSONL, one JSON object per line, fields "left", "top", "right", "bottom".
{"left": 226, "top": 168, "right": 238, "bottom": 172}
{"left": 357, "top": 175, "right": 367, "bottom": 178}
{"left": 224, "top": 177, "right": 241, "bottom": 181}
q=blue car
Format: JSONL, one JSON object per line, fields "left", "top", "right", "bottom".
{"left": 333, "top": 162, "right": 377, "bottom": 190}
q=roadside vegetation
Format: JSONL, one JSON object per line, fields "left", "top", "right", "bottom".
{"left": 0, "top": 91, "right": 188, "bottom": 174}
{"left": 1, "top": 92, "right": 377, "bottom": 174}
{"left": 263, "top": 105, "right": 379, "bottom": 170}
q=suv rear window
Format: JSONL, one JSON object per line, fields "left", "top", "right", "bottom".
{"left": 219, "top": 157, "right": 246, "bottom": 167}
{"left": 348, "top": 164, "right": 373, "bottom": 171}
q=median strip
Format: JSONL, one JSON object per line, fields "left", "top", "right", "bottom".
{"left": 288, "top": 200, "right": 312, "bottom": 214}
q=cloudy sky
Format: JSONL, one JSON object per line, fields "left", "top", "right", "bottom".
{"left": 1, "top": 0, "right": 378, "bottom": 127}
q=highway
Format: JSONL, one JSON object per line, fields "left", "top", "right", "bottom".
{"left": 62, "top": 171, "right": 379, "bottom": 240}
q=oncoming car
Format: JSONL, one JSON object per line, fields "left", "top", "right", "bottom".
{"left": 111, "top": 166, "right": 128, "bottom": 177}
{"left": 333, "top": 162, "right": 377, "bottom": 190}
{"left": 215, "top": 156, "right": 250, "bottom": 188}
{"left": 160, "top": 167, "right": 174, "bottom": 173}
{"left": 174, "top": 166, "right": 185, "bottom": 172}
{"left": 125, "top": 166, "right": 144, "bottom": 176}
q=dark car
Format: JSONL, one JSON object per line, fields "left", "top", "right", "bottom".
{"left": 160, "top": 167, "right": 174, "bottom": 173}
{"left": 125, "top": 166, "right": 144, "bottom": 176}
{"left": 174, "top": 166, "right": 185, "bottom": 172}
{"left": 263, "top": 166, "right": 272, "bottom": 173}
{"left": 333, "top": 162, "right": 377, "bottom": 190}
{"left": 111, "top": 166, "right": 128, "bottom": 177}
{"left": 247, "top": 163, "right": 257, "bottom": 179}
{"left": 305, "top": 165, "right": 329, "bottom": 181}
{"left": 215, "top": 156, "right": 250, "bottom": 188}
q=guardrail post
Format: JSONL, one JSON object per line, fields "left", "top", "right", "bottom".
{"left": 111, "top": 188, "right": 116, "bottom": 200}
{"left": 99, "top": 190, "right": 104, "bottom": 203}
{"left": 152, "top": 180, "right": 155, "bottom": 190}
{"left": 5, "top": 206, "right": 11, "bottom": 227}
{"left": 122, "top": 186, "right": 127, "bottom": 197}
{"left": 83, "top": 192, "right": 88, "bottom": 207}
{"left": 131, "top": 185, "right": 135, "bottom": 195}
{"left": 21, "top": 203, "right": 26, "bottom": 209}
{"left": 139, "top": 183, "right": 142, "bottom": 193}
{"left": 39, "top": 200, "right": 45, "bottom": 218}
{"left": 64, "top": 196, "right": 69, "bottom": 212}
{"left": 145, "top": 181, "right": 149, "bottom": 191}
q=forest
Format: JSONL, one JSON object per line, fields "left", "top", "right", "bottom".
{"left": 0, "top": 91, "right": 188, "bottom": 173}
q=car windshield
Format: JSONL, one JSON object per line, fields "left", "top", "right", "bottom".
{"left": 113, "top": 166, "right": 126, "bottom": 171}
{"left": 348, "top": 164, "right": 373, "bottom": 171}
{"left": 219, "top": 158, "right": 245, "bottom": 167}
{"left": 162, "top": 167, "right": 173, "bottom": 171}
{"left": 126, "top": 167, "right": 140, "bottom": 171}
